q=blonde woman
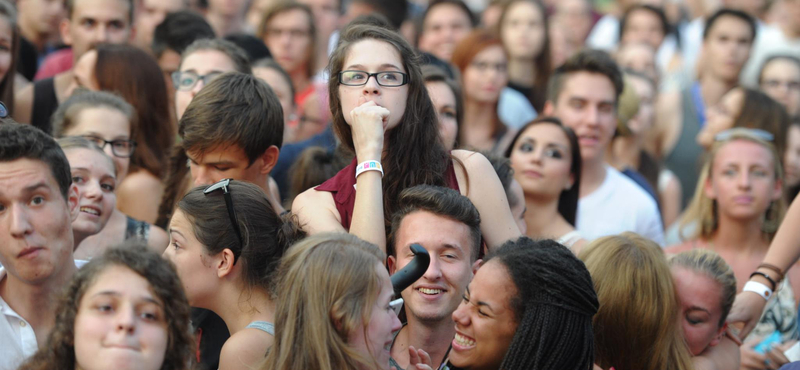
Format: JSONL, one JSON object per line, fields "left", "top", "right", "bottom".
{"left": 666, "top": 128, "right": 800, "bottom": 369}
{"left": 580, "top": 232, "right": 694, "bottom": 370}
{"left": 670, "top": 249, "right": 742, "bottom": 369}
{"left": 262, "top": 233, "right": 432, "bottom": 370}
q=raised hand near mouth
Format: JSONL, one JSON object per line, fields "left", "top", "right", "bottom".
{"left": 349, "top": 96, "right": 391, "bottom": 162}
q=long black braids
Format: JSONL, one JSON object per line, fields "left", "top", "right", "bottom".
{"left": 488, "top": 237, "right": 599, "bottom": 370}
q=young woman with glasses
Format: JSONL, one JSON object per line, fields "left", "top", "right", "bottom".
{"left": 667, "top": 129, "right": 800, "bottom": 369}
{"left": 69, "top": 43, "right": 174, "bottom": 225}
{"left": 292, "top": 23, "right": 521, "bottom": 253}
{"left": 163, "top": 179, "right": 305, "bottom": 370}
{"left": 52, "top": 89, "right": 169, "bottom": 253}
{"left": 451, "top": 29, "right": 535, "bottom": 155}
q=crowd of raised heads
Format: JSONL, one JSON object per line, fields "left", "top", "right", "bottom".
{"left": 2, "top": 0, "right": 800, "bottom": 369}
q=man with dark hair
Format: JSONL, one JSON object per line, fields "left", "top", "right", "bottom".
{"left": 133, "top": 0, "right": 187, "bottom": 53}
{"left": 298, "top": 0, "right": 342, "bottom": 76}
{"left": 544, "top": 49, "right": 664, "bottom": 244}
{"left": 14, "top": 0, "right": 135, "bottom": 128}
{"left": 179, "top": 71, "right": 284, "bottom": 212}
{"left": 152, "top": 11, "right": 215, "bottom": 105}
{"left": 16, "top": 0, "right": 65, "bottom": 80}
{"left": 415, "top": 0, "right": 475, "bottom": 62}
{"left": 387, "top": 185, "right": 482, "bottom": 370}
{"left": 0, "top": 123, "right": 79, "bottom": 370}
{"left": 342, "top": 0, "right": 409, "bottom": 31}
{"left": 653, "top": 8, "right": 755, "bottom": 207}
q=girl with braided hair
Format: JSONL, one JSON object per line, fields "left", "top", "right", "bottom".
{"left": 443, "top": 236, "right": 599, "bottom": 370}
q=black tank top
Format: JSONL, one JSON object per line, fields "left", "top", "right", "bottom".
{"left": 31, "top": 77, "right": 59, "bottom": 135}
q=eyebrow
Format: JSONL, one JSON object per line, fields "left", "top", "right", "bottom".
{"left": 169, "top": 227, "right": 184, "bottom": 236}
{"left": 465, "top": 286, "right": 496, "bottom": 313}
{"left": 688, "top": 306, "right": 711, "bottom": 314}
{"left": 344, "top": 63, "right": 404, "bottom": 71}
{"left": 93, "top": 291, "right": 163, "bottom": 307}
{"left": 521, "top": 137, "right": 569, "bottom": 151}
{"left": 23, "top": 182, "right": 49, "bottom": 193}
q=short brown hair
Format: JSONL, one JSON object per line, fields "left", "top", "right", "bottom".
{"left": 181, "top": 38, "right": 252, "bottom": 74}
{"left": 389, "top": 185, "right": 481, "bottom": 260}
{"left": 258, "top": 1, "right": 316, "bottom": 78}
{"left": 51, "top": 89, "right": 135, "bottom": 139}
{"left": 547, "top": 49, "right": 624, "bottom": 106}
{"left": 66, "top": 0, "right": 133, "bottom": 23}
{"left": 179, "top": 72, "right": 284, "bottom": 163}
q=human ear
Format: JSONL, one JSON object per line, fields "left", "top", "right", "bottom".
{"left": 68, "top": 184, "right": 80, "bottom": 222}
{"left": 216, "top": 248, "right": 236, "bottom": 278}
{"left": 543, "top": 101, "right": 555, "bottom": 116}
{"left": 387, "top": 255, "right": 397, "bottom": 275}
{"left": 709, "top": 322, "right": 727, "bottom": 347}
{"left": 60, "top": 19, "right": 72, "bottom": 46}
{"left": 471, "top": 259, "right": 483, "bottom": 275}
{"left": 258, "top": 146, "right": 280, "bottom": 176}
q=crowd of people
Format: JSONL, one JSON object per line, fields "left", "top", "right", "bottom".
{"left": 1, "top": 0, "right": 800, "bottom": 369}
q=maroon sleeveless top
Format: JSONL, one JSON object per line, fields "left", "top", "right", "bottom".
{"left": 316, "top": 158, "right": 461, "bottom": 230}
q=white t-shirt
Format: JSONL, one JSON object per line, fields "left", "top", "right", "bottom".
{"left": 498, "top": 87, "right": 538, "bottom": 130}
{"left": 740, "top": 25, "right": 800, "bottom": 88}
{"left": 0, "top": 261, "right": 86, "bottom": 370}
{"left": 576, "top": 166, "right": 665, "bottom": 245}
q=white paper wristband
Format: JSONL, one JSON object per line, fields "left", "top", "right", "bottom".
{"left": 355, "top": 160, "right": 384, "bottom": 179}
{"left": 743, "top": 281, "right": 773, "bottom": 301}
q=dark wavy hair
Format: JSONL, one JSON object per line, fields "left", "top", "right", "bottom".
{"left": 485, "top": 237, "right": 598, "bottom": 370}
{"left": 17, "top": 242, "right": 195, "bottom": 370}
{"left": 177, "top": 180, "right": 306, "bottom": 292}
{"left": 328, "top": 24, "right": 449, "bottom": 230}
{"left": 504, "top": 117, "right": 582, "bottom": 226}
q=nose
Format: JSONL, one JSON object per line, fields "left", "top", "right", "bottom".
{"left": 738, "top": 172, "right": 752, "bottom": 189}
{"left": 452, "top": 300, "right": 470, "bottom": 326}
{"left": 84, "top": 180, "right": 103, "bottom": 200}
{"left": 192, "top": 167, "right": 213, "bottom": 187}
{"left": 190, "top": 79, "right": 205, "bottom": 97}
{"left": 361, "top": 75, "right": 381, "bottom": 96}
{"left": 390, "top": 309, "right": 402, "bottom": 332}
{"left": 584, "top": 106, "right": 600, "bottom": 128}
{"left": 9, "top": 203, "right": 34, "bottom": 238}
{"left": 115, "top": 305, "right": 137, "bottom": 334}
{"left": 421, "top": 256, "right": 443, "bottom": 282}
{"left": 94, "top": 24, "right": 111, "bottom": 43}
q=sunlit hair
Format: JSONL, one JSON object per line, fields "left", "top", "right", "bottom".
{"left": 56, "top": 136, "right": 117, "bottom": 177}
{"left": 497, "top": 0, "right": 551, "bottom": 111}
{"left": 579, "top": 233, "right": 694, "bottom": 370}
{"left": 670, "top": 249, "right": 737, "bottom": 328}
{"left": 328, "top": 23, "right": 449, "bottom": 230}
{"left": 679, "top": 130, "right": 786, "bottom": 240}
{"left": 451, "top": 28, "right": 507, "bottom": 140}
{"left": 504, "top": 116, "right": 582, "bottom": 225}
{"left": 260, "top": 233, "right": 387, "bottom": 370}
{"left": 18, "top": 242, "right": 194, "bottom": 370}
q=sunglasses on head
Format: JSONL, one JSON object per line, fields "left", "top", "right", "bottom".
{"left": 203, "top": 178, "right": 244, "bottom": 264}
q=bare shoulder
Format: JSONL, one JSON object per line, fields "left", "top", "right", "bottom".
{"left": 118, "top": 170, "right": 164, "bottom": 193}
{"left": 219, "top": 329, "right": 273, "bottom": 370}
{"left": 291, "top": 187, "right": 344, "bottom": 234}
{"left": 146, "top": 224, "right": 169, "bottom": 253}
{"left": 664, "top": 240, "right": 694, "bottom": 255}
{"left": 13, "top": 82, "right": 34, "bottom": 124}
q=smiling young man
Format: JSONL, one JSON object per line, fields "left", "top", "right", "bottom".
{"left": 387, "top": 185, "right": 482, "bottom": 370}
{"left": 544, "top": 49, "right": 664, "bottom": 244}
{"left": 0, "top": 123, "right": 80, "bottom": 370}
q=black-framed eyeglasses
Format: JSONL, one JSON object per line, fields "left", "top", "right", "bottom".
{"left": 338, "top": 70, "right": 409, "bottom": 87}
{"left": 714, "top": 128, "right": 775, "bottom": 142}
{"left": 203, "top": 178, "right": 243, "bottom": 264}
{"left": 171, "top": 71, "right": 223, "bottom": 91}
{"left": 80, "top": 135, "right": 137, "bottom": 158}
